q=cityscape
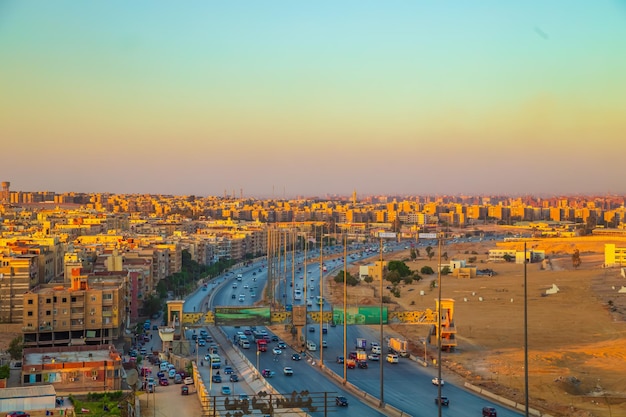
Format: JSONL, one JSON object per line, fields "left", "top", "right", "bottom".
{"left": 1, "top": 182, "right": 626, "bottom": 417}
{"left": 2, "top": 1, "right": 626, "bottom": 417}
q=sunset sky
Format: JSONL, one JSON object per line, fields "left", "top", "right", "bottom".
{"left": 1, "top": 1, "right": 625, "bottom": 198}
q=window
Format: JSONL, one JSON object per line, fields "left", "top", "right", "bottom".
{"left": 27, "top": 311, "right": 33, "bottom": 317}
{"left": 46, "top": 311, "right": 51, "bottom": 316}
{"left": 91, "top": 319, "right": 96, "bottom": 324}
{"left": 103, "top": 293, "right": 113, "bottom": 301}
{"left": 71, "top": 297, "right": 76, "bottom": 303}
{"left": 62, "top": 297, "right": 67, "bottom": 303}
{"left": 91, "top": 296, "right": 97, "bottom": 302}
{"left": 46, "top": 298, "right": 51, "bottom": 304}
{"left": 53, "top": 296, "right": 57, "bottom": 303}
{"left": 27, "top": 299, "right": 33, "bottom": 305}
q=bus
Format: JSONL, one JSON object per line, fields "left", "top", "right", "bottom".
{"left": 207, "top": 353, "right": 221, "bottom": 369}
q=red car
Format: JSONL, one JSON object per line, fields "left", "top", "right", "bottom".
{"left": 159, "top": 378, "right": 169, "bottom": 386}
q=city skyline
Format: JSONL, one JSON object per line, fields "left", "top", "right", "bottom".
{"left": 1, "top": 1, "right": 625, "bottom": 197}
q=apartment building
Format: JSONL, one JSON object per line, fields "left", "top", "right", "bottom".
{"left": 21, "top": 269, "right": 127, "bottom": 348}
{"left": 0, "top": 253, "right": 39, "bottom": 324}
{"left": 605, "top": 243, "right": 626, "bottom": 267}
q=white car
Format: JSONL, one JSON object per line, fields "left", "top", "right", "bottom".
{"left": 272, "top": 347, "right": 282, "bottom": 355}
{"left": 184, "top": 377, "right": 194, "bottom": 385}
{"left": 368, "top": 353, "right": 380, "bottom": 361}
{"left": 283, "top": 367, "right": 293, "bottom": 376}
{"left": 432, "top": 377, "right": 445, "bottom": 386}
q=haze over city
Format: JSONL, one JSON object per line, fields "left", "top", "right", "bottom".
{"left": 1, "top": 1, "right": 625, "bottom": 198}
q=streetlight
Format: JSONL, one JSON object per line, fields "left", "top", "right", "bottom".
{"left": 256, "top": 349, "right": 260, "bottom": 376}
{"left": 423, "top": 339, "right": 427, "bottom": 364}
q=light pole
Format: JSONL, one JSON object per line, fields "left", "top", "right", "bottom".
{"left": 423, "top": 339, "right": 427, "bottom": 364}
{"left": 256, "top": 349, "right": 260, "bottom": 375}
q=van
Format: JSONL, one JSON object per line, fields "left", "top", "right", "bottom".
{"left": 386, "top": 354, "right": 399, "bottom": 363}
{"left": 372, "top": 345, "right": 381, "bottom": 354}
{"left": 306, "top": 340, "right": 317, "bottom": 351}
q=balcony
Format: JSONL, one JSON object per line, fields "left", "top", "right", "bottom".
{"left": 102, "top": 311, "right": 113, "bottom": 317}
{"left": 22, "top": 326, "right": 36, "bottom": 332}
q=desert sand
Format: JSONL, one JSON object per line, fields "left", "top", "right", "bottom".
{"left": 325, "top": 236, "right": 626, "bottom": 417}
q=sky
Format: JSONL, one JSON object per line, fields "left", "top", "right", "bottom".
{"left": 1, "top": 1, "right": 625, "bottom": 198}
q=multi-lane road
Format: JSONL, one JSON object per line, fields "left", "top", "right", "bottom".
{"left": 182, "top": 240, "right": 522, "bottom": 417}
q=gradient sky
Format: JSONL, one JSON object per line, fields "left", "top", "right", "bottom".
{"left": 1, "top": 1, "right": 625, "bottom": 198}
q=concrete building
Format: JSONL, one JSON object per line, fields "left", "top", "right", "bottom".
{"left": 21, "top": 345, "right": 123, "bottom": 391}
{"left": 21, "top": 269, "right": 127, "bottom": 348}
{"left": 605, "top": 243, "right": 626, "bottom": 267}
{"left": 0, "top": 253, "right": 39, "bottom": 324}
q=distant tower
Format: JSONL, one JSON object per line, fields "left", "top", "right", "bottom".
{"left": 1, "top": 181, "right": 10, "bottom": 203}
{"left": 352, "top": 189, "right": 357, "bottom": 206}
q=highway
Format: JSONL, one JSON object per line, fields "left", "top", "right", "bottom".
{"left": 182, "top": 238, "right": 522, "bottom": 417}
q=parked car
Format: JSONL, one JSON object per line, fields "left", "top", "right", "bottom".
{"left": 434, "top": 396, "right": 449, "bottom": 406}
{"left": 184, "top": 377, "right": 193, "bottom": 385}
{"left": 174, "top": 374, "right": 183, "bottom": 384}
{"left": 159, "top": 378, "right": 169, "bottom": 386}
{"left": 181, "top": 385, "right": 189, "bottom": 395}
{"left": 335, "top": 396, "right": 348, "bottom": 406}
{"left": 7, "top": 412, "right": 30, "bottom": 417}
{"left": 283, "top": 367, "right": 293, "bottom": 376}
{"left": 168, "top": 369, "right": 176, "bottom": 379}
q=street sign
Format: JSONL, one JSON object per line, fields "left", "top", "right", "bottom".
{"left": 378, "top": 232, "right": 397, "bottom": 238}
{"left": 419, "top": 233, "right": 438, "bottom": 239}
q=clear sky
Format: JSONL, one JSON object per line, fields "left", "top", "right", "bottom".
{"left": 1, "top": 1, "right": 625, "bottom": 198}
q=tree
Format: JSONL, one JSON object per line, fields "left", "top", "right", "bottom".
{"left": 441, "top": 266, "right": 451, "bottom": 275}
{"left": 387, "top": 260, "right": 411, "bottom": 277}
{"left": 385, "top": 270, "right": 402, "bottom": 284}
{"left": 363, "top": 276, "right": 374, "bottom": 284}
{"left": 442, "top": 251, "right": 448, "bottom": 261}
{"left": 333, "top": 270, "right": 359, "bottom": 286}
{"left": 410, "top": 248, "right": 417, "bottom": 261}
{"left": 403, "top": 275, "right": 414, "bottom": 285}
{"left": 420, "top": 266, "right": 435, "bottom": 275}
{"left": 7, "top": 336, "right": 23, "bottom": 360}
{"left": 425, "top": 246, "right": 433, "bottom": 258}
{"left": 572, "top": 249, "right": 581, "bottom": 269}
{"left": 0, "top": 364, "right": 10, "bottom": 379}
{"left": 503, "top": 254, "right": 513, "bottom": 263}
{"left": 142, "top": 295, "right": 163, "bottom": 317}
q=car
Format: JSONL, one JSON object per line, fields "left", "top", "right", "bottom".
{"left": 221, "top": 386, "right": 231, "bottom": 395}
{"left": 368, "top": 353, "right": 380, "bottom": 361}
{"left": 309, "top": 326, "right": 315, "bottom": 333}
{"left": 174, "top": 374, "right": 183, "bottom": 384}
{"left": 184, "top": 377, "right": 193, "bottom": 385}
{"left": 244, "top": 329, "right": 252, "bottom": 335}
{"left": 229, "top": 374, "right": 239, "bottom": 382}
{"left": 157, "top": 371, "right": 165, "bottom": 379}
{"left": 277, "top": 341, "right": 287, "bottom": 349}
{"left": 152, "top": 324, "right": 158, "bottom": 330}
{"left": 271, "top": 335, "right": 279, "bottom": 342}
{"left": 7, "top": 412, "right": 30, "bottom": 417}
{"left": 283, "top": 367, "right": 294, "bottom": 376}
{"left": 291, "top": 353, "right": 301, "bottom": 361}
{"left": 335, "top": 396, "right": 348, "bottom": 406}
{"left": 168, "top": 369, "right": 177, "bottom": 379}
{"left": 159, "top": 378, "right": 169, "bottom": 386}
{"left": 322, "top": 340, "right": 328, "bottom": 348}
{"left": 146, "top": 382, "right": 155, "bottom": 393}
{"left": 191, "top": 334, "right": 197, "bottom": 340}
{"left": 357, "top": 361, "right": 368, "bottom": 369}
{"left": 322, "top": 327, "right": 327, "bottom": 334}
{"left": 231, "top": 294, "right": 236, "bottom": 299}
{"left": 336, "top": 356, "right": 344, "bottom": 364}
{"left": 252, "top": 272, "right": 256, "bottom": 275}
{"left": 261, "top": 369, "right": 275, "bottom": 378}
{"left": 434, "top": 396, "right": 450, "bottom": 406}
{"left": 432, "top": 377, "right": 445, "bottom": 386}
{"left": 223, "top": 366, "right": 234, "bottom": 374}
{"left": 181, "top": 385, "right": 189, "bottom": 395}
{"left": 272, "top": 347, "right": 282, "bottom": 355}
{"left": 482, "top": 406, "right": 497, "bottom": 417}
{"left": 238, "top": 393, "right": 249, "bottom": 401}
{"left": 198, "top": 338, "right": 206, "bottom": 346}
{"left": 386, "top": 354, "right": 399, "bottom": 363}
{"left": 212, "top": 374, "right": 222, "bottom": 383}
{"left": 243, "top": 284, "right": 249, "bottom": 289}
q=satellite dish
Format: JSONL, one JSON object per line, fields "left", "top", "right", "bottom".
{"left": 126, "top": 369, "right": 138, "bottom": 388}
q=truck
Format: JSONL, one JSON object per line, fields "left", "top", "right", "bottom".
{"left": 257, "top": 339, "right": 268, "bottom": 352}
{"left": 355, "top": 338, "right": 367, "bottom": 349}
{"left": 388, "top": 337, "right": 408, "bottom": 357}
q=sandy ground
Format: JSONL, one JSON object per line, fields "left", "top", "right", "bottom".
{"left": 325, "top": 236, "right": 626, "bottom": 417}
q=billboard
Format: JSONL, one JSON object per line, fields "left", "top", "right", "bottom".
{"left": 214, "top": 306, "right": 271, "bottom": 326}
{"left": 332, "top": 306, "right": 388, "bottom": 325}
{"left": 378, "top": 232, "right": 397, "bottom": 238}
{"left": 419, "top": 233, "right": 438, "bottom": 239}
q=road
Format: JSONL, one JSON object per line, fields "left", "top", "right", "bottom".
{"left": 178, "top": 240, "right": 522, "bottom": 417}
